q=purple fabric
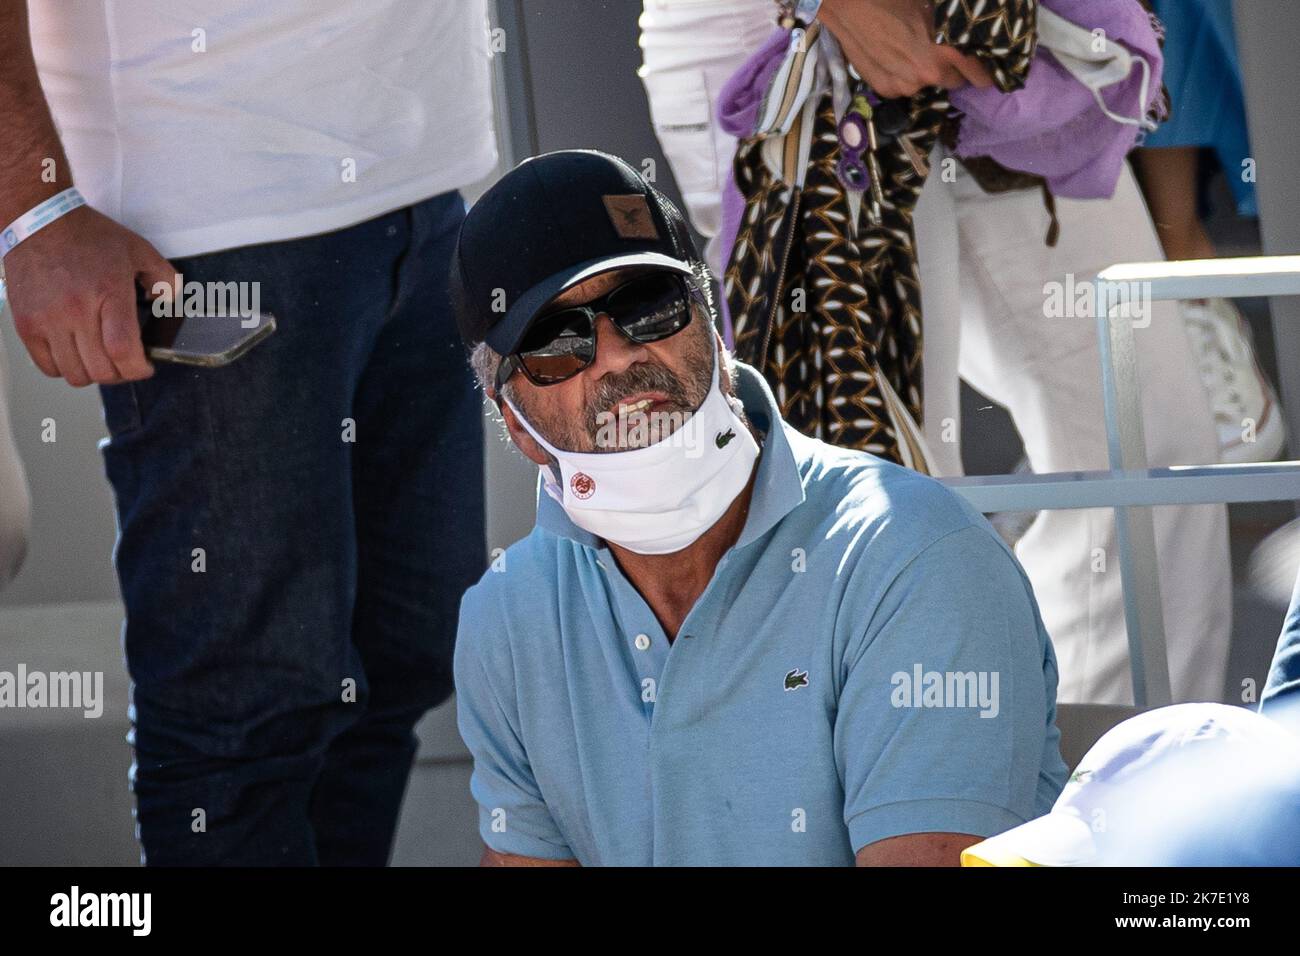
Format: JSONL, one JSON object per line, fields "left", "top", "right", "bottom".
{"left": 950, "top": 0, "right": 1165, "bottom": 199}
{"left": 712, "top": 2, "right": 1166, "bottom": 342}
{"left": 717, "top": 26, "right": 789, "bottom": 347}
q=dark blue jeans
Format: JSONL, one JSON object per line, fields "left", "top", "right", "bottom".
{"left": 98, "top": 191, "right": 486, "bottom": 865}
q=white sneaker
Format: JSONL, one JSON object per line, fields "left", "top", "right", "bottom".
{"left": 1182, "top": 297, "right": 1288, "bottom": 464}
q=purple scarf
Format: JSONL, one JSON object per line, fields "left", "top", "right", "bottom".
{"left": 716, "top": 26, "right": 796, "bottom": 346}
{"left": 949, "top": 0, "right": 1165, "bottom": 198}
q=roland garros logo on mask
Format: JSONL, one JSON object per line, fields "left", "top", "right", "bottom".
{"left": 570, "top": 472, "right": 596, "bottom": 499}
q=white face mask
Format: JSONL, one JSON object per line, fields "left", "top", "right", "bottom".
{"left": 503, "top": 336, "right": 761, "bottom": 555}
{"left": 1038, "top": 7, "right": 1155, "bottom": 130}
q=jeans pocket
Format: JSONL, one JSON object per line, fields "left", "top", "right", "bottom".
{"left": 99, "top": 381, "right": 142, "bottom": 438}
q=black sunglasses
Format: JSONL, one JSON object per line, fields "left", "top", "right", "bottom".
{"left": 495, "top": 271, "right": 703, "bottom": 392}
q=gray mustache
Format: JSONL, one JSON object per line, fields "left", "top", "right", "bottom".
{"left": 588, "top": 363, "right": 693, "bottom": 420}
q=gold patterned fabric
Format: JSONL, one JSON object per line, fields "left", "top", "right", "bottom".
{"left": 725, "top": 0, "right": 1037, "bottom": 466}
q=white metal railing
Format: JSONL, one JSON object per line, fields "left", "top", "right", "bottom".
{"left": 943, "top": 256, "right": 1300, "bottom": 708}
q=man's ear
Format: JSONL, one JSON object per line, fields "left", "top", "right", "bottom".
{"left": 499, "top": 398, "right": 551, "bottom": 467}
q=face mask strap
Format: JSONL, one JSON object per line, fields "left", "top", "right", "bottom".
{"left": 706, "top": 321, "right": 722, "bottom": 395}
{"left": 501, "top": 394, "right": 566, "bottom": 499}
{"left": 1090, "top": 50, "right": 1155, "bottom": 130}
{"left": 502, "top": 393, "right": 557, "bottom": 454}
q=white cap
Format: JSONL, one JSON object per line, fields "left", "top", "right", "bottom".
{"left": 963, "top": 703, "right": 1300, "bottom": 866}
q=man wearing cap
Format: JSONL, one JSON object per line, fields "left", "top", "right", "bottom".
{"left": 450, "top": 149, "right": 1069, "bottom": 866}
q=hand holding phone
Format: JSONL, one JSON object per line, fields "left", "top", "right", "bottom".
{"left": 138, "top": 291, "right": 276, "bottom": 367}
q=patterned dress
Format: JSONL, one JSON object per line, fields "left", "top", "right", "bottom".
{"left": 726, "top": 1, "right": 1038, "bottom": 467}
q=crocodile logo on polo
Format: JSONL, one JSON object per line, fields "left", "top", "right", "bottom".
{"left": 784, "top": 669, "right": 809, "bottom": 691}
{"left": 715, "top": 428, "right": 736, "bottom": 449}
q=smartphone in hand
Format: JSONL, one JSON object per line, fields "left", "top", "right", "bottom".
{"left": 138, "top": 293, "right": 276, "bottom": 367}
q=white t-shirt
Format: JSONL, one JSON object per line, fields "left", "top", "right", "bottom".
{"left": 28, "top": 0, "right": 498, "bottom": 258}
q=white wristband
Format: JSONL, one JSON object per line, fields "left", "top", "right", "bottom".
{"left": 0, "top": 187, "right": 86, "bottom": 260}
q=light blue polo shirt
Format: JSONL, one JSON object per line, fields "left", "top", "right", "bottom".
{"left": 454, "top": 361, "right": 1069, "bottom": 866}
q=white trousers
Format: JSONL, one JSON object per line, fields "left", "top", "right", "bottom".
{"left": 638, "top": 0, "right": 778, "bottom": 277}
{"left": 640, "top": 0, "right": 1233, "bottom": 704}
{"left": 913, "top": 158, "right": 1231, "bottom": 704}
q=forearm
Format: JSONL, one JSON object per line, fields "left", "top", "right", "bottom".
{"left": 855, "top": 831, "right": 982, "bottom": 866}
{"left": 0, "top": 0, "right": 74, "bottom": 224}
{"left": 480, "top": 846, "right": 580, "bottom": 867}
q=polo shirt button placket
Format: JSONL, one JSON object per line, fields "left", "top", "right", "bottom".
{"left": 633, "top": 630, "right": 669, "bottom": 720}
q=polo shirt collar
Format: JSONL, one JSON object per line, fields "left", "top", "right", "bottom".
{"left": 532, "top": 360, "right": 807, "bottom": 551}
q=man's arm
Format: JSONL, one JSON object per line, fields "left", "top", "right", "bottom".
{"left": 0, "top": 0, "right": 171, "bottom": 386}
{"left": 855, "top": 832, "right": 982, "bottom": 867}
{"left": 455, "top": 588, "right": 579, "bottom": 865}
{"left": 0, "top": 0, "right": 73, "bottom": 228}
{"left": 835, "top": 518, "right": 1067, "bottom": 865}
{"left": 484, "top": 832, "right": 976, "bottom": 866}
{"left": 480, "top": 847, "right": 580, "bottom": 867}
{"left": 480, "top": 831, "right": 975, "bottom": 867}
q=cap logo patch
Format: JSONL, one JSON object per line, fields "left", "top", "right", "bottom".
{"left": 602, "top": 194, "right": 659, "bottom": 240}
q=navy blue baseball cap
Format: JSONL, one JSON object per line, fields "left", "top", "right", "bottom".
{"left": 449, "top": 149, "right": 700, "bottom": 355}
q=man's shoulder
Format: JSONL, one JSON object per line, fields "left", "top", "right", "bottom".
{"left": 790, "top": 428, "right": 985, "bottom": 545}
{"left": 460, "top": 527, "right": 574, "bottom": 622}
{"left": 455, "top": 527, "right": 576, "bottom": 695}
{"left": 776, "top": 428, "right": 1032, "bottom": 618}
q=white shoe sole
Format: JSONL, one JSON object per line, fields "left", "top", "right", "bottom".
{"left": 1220, "top": 386, "right": 1288, "bottom": 464}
